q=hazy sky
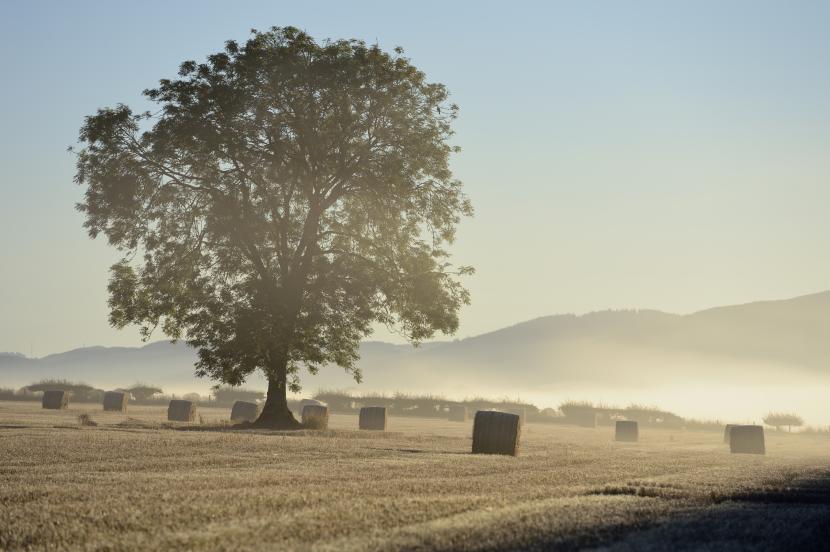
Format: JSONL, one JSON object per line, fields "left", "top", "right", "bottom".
{"left": 2, "top": 1, "right": 830, "bottom": 356}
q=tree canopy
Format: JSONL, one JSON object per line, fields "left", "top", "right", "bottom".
{"left": 74, "top": 27, "right": 472, "bottom": 427}
{"left": 763, "top": 412, "right": 804, "bottom": 431}
{"left": 126, "top": 384, "right": 164, "bottom": 401}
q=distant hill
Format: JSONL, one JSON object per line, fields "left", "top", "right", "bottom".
{"left": 2, "top": 291, "right": 829, "bottom": 397}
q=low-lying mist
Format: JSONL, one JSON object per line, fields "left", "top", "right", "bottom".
{"left": 5, "top": 292, "right": 829, "bottom": 426}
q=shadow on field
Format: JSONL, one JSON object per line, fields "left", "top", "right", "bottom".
{"left": 456, "top": 472, "right": 830, "bottom": 552}
{"left": 572, "top": 472, "right": 830, "bottom": 551}
{"left": 363, "top": 445, "right": 470, "bottom": 455}
{"left": 170, "top": 424, "right": 409, "bottom": 440}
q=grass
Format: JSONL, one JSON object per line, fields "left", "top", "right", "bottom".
{"left": 1, "top": 400, "right": 829, "bottom": 550}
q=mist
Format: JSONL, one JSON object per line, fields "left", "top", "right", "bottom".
{"left": 5, "top": 291, "right": 829, "bottom": 427}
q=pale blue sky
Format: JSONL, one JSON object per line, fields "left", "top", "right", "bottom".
{"left": 2, "top": 0, "right": 830, "bottom": 355}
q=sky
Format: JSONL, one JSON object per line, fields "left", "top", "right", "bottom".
{"left": 1, "top": 0, "right": 830, "bottom": 356}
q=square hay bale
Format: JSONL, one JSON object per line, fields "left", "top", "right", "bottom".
{"left": 472, "top": 410, "right": 521, "bottom": 456}
{"left": 42, "top": 390, "right": 69, "bottom": 410}
{"left": 167, "top": 399, "right": 196, "bottom": 422}
{"left": 302, "top": 405, "right": 330, "bottom": 429}
{"left": 359, "top": 406, "right": 387, "bottom": 430}
{"left": 299, "top": 398, "right": 326, "bottom": 410}
{"left": 729, "top": 425, "right": 765, "bottom": 455}
{"left": 723, "top": 424, "right": 736, "bottom": 444}
{"left": 448, "top": 404, "right": 467, "bottom": 422}
{"left": 102, "top": 391, "right": 128, "bottom": 412}
{"left": 615, "top": 420, "right": 639, "bottom": 442}
{"left": 230, "top": 401, "right": 260, "bottom": 422}
{"left": 505, "top": 408, "right": 526, "bottom": 425}
{"left": 295, "top": 398, "right": 326, "bottom": 419}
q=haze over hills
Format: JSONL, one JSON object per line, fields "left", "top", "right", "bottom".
{"left": 2, "top": 291, "right": 830, "bottom": 423}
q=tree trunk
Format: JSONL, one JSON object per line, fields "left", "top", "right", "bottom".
{"left": 251, "top": 369, "right": 301, "bottom": 430}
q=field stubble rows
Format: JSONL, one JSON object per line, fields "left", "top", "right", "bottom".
{"left": 1, "top": 401, "right": 829, "bottom": 551}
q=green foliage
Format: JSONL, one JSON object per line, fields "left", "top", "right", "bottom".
{"left": 74, "top": 27, "right": 472, "bottom": 397}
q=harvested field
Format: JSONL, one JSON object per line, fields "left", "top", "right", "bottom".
{"left": 1, "top": 400, "right": 829, "bottom": 551}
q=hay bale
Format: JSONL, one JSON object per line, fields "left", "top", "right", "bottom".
{"left": 230, "top": 400, "right": 260, "bottom": 422}
{"left": 302, "top": 405, "right": 330, "bottom": 429}
{"left": 723, "top": 424, "right": 736, "bottom": 444}
{"left": 42, "top": 390, "right": 69, "bottom": 410}
{"left": 448, "top": 404, "right": 467, "bottom": 422}
{"left": 472, "top": 410, "right": 521, "bottom": 456}
{"left": 729, "top": 425, "right": 765, "bottom": 455}
{"left": 299, "top": 398, "right": 326, "bottom": 409}
{"left": 102, "top": 391, "right": 128, "bottom": 412}
{"left": 296, "top": 398, "right": 326, "bottom": 418}
{"left": 359, "top": 406, "right": 387, "bottom": 430}
{"left": 505, "top": 408, "right": 526, "bottom": 425}
{"left": 615, "top": 420, "right": 639, "bottom": 442}
{"left": 167, "top": 399, "right": 196, "bottom": 422}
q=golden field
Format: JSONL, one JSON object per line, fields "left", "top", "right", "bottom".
{"left": 1, "top": 400, "right": 829, "bottom": 551}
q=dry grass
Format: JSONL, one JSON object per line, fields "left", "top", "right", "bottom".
{"left": 1, "top": 400, "right": 829, "bottom": 550}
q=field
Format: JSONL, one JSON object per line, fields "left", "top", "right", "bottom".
{"left": 2, "top": 401, "right": 830, "bottom": 551}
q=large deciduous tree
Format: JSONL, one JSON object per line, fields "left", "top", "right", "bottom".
{"left": 74, "top": 27, "right": 472, "bottom": 428}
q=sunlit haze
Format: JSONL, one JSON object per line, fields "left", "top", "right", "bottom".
{"left": 4, "top": 4, "right": 830, "bottom": 549}
{"left": 3, "top": 1, "right": 830, "bottom": 356}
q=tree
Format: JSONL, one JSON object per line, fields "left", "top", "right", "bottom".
{"left": 126, "top": 384, "right": 163, "bottom": 402}
{"left": 763, "top": 412, "right": 804, "bottom": 432}
{"left": 73, "top": 27, "right": 472, "bottom": 428}
{"left": 24, "top": 380, "right": 103, "bottom": 402}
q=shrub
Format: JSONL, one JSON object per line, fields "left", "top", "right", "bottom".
{"left": 763, "top": 412, "right": 803, "bottom": 432}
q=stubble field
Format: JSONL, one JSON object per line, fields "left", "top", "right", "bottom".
{"left": 1, "top": 400, "right": 829, "bottom": 551}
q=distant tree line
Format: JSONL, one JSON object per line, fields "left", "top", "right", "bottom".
{"left": 313, "top": 390, "right": 535, "bottom": 421}
{"left": 0, "top": 381, "right": 263, "bottom": 407}
{"left": 0, "top": 383, "right": 808, "bottom": 433}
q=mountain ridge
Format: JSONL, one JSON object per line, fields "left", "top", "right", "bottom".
{"left": 2, "top": 290, "right": 829, "bottom": 396}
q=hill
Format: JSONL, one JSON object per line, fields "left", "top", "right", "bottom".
{"left": 2, "top": 291, "right": 829, "bottom": 408}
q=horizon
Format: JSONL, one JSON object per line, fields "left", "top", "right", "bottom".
{"left": 4, "top": 287, "right": 830, "bottom": 427}
{"left": 4, "top": 287, "right": 828, "bottom": 358}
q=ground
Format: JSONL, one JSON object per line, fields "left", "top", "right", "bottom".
{"left": 1, "top": 401, "right": 829, "bottom": 551}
